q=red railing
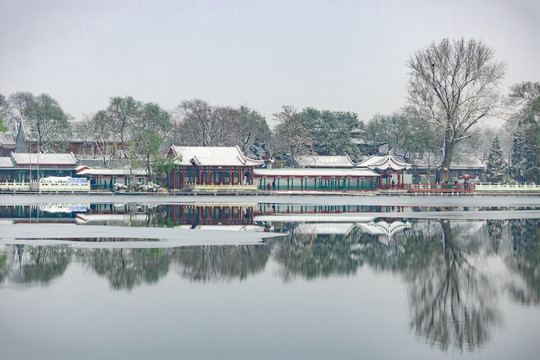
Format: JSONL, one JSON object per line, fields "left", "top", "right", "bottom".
{"left": 403, "top": 183, "right": 476, "bottom": 193}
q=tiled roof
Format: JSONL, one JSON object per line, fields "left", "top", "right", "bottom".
{"left": 169, "top": 146, "right": 264, "bottom": 167}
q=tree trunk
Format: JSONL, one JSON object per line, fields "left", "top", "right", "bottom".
{"left": 440, "top": 140, "right": 454, "bottom": 183}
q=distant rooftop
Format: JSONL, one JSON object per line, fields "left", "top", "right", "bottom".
{"left": 295, "top": 154, "right": 356, "bottom": 168}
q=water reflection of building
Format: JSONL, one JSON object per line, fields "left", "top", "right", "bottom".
{"left": 0, "top": 205, "right": 84, "bottom": 224}
{"left": 169, "top": 204, "right": 254, "bottom": 225}
{"left": 1, "top": 203, "right": 413, "bottom": 235}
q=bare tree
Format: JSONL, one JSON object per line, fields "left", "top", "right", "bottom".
{"left": 272, "top": 106, "right": 314, "bottom": 164}
{"left": 106, "top": 96, "right": 142, "bottom": 158}
{"left": 176, "top": 99, "right": 236, "bottom": 147}
{"left": 5, "top": 91, "right": 34, "bottom": 136}
{"left": 406, "top": 38, "right": 506, "bottom": 182}
{"left": 23, "top": 93, "right": 72, "bottom": 152}
{"left": 230, "top": 106, "right": 271, "bottom": 158}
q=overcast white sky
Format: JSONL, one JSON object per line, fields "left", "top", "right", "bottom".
{"left": 1, "top": 0, "right": 538, "bottom": 127}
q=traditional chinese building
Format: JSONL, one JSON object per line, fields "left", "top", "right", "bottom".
{"left": 167, "top": 146, "right": 265, "bottom": 190}
{"left": 0, "top": 152, "right": 79, "bottom": 182}
{"left": 254, "top": 167, "right": 380, "bottom": 191}
{"left": 75, "top": 166, "right": 148, "bottom": 190}
{"left": 254, "top": 154, "right": 380, "bottom": 191}
{"left": 0, "top": 135, "right": 16, "bottom": 157}
{"left": 356, "top": 154, "right": 412, "bottom": 190}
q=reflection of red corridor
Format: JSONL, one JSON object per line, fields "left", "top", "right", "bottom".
{"left": 169, "top": 205, "right": 254, "bottom": 225}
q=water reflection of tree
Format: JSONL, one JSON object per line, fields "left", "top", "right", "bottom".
{"left": 505, "top": 218, "right": 540, "bottom": 305}
{"left": 272, "top": 224, "right": 372, "bottom": 281}
{"left": 0, "top": 245, "right": 72, "bottom": 284}
{"left": 404, "top": 220, "right": 501, "bottom": 352}
{"left": 172, "top": 244, "right": 272, "bottom": 282}
{"left": 80, "top": 248, "right": 170, "bottom": 290}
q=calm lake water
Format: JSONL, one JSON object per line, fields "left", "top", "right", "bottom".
{"left": 1, "top": 198, "right": 539, "bottom": 360}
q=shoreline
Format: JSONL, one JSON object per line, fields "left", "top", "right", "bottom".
{"left": 1, "top": 192, "right": 539, "bottom": 207}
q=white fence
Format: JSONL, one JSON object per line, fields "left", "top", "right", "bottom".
{"left": 0, "top": 178, "right": 90, "bottom": 193}
{"left": 476, "top": 183, "right": 540, "bottom": 192}
{"left": 0, "top": 181, "right": 33, "bottom": 192}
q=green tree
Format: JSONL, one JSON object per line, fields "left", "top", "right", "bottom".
{"left": 406, "top": 38, "right": 506, "bottom": 182}
{"left": 365, "top": 112, "right": 439, "bottom": 161}
{"left": 0, "top": 116, "right": 7, "bottom": 133}
{"left": 486, "top": 137, "right": 505, "bottom": 182}
{"left": 297, "top": 108, "right": 362, "bottom": 160}
{"left": 509, "top": 82, "right": 539, "bottom": 183}
{"left": 131, "top": 102, "right": 172, "bottom": 176}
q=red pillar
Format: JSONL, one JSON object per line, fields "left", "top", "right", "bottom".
{"left": 181, "top": 168, "right": 185, "bottom": 189}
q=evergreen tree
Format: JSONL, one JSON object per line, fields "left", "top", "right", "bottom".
{"left": 511, "top": 128, "right": 526, "bottom": 182}
{"left": 486, "top": 137, "right": 505, "bottom": 182}
{"left": 510, "top": 98, "right": 539, "bottom": 183}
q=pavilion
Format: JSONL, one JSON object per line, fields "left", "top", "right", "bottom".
{"left": 167, "top": 146, "right": 264, "bottom": 190}
{"left": 254, "top": 154, "right": 380, "bottom": 191}
{"left": 356, "top": 153, "right": 412, "bottom": 190}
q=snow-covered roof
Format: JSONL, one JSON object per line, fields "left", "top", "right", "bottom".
{"left": 0, "top": 157, "right": 14, "bottom": 168}
{"left": 356, "top": 154, "right": 411, "bottom": 171}
{"left": 77, "top": 168, "right": 148, "bottom": 176}
{"left": 0, "top": 135, "right": 16, "bottom": 146}
{"left": 295, "top": 155, "right": 355, "bottom": 168}
{"left": 357, "top": 220, "right": 411, "bottom": 237}
{"left": 11, "top": 152, "right": 78, "bottom": 166}
{"left": 168, "top": 146, "right": 264, "bottom": 167}
{"left": 254, "top": 168, "right": 380, "bottom": 177}
{"left": 357, "top": 220, "right": 411, "bottom": 244}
